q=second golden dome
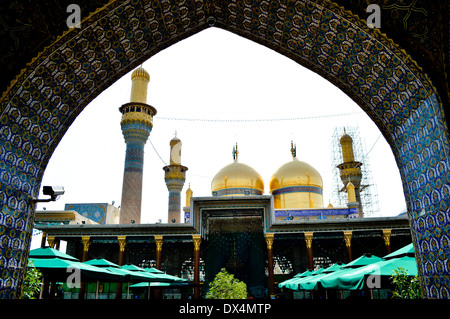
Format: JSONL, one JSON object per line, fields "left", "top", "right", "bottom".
{"left": 270, "top": 153, "right": 324, "bottom": 209}
{"left": 269, "top": 157, "right": 323, "bottom": 191}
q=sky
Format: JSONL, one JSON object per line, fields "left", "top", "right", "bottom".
{"left": 36, "top": 27, "right": 407, "bottom": 225}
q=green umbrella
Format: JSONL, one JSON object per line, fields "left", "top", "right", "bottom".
{"left": 144, "top": 267, "right": 164, "bottom": 274}
{"left": 83, "top": 259, "right": 150, "bottom": 282}
{"left": 298, "top": 263, "right": 346, "bottom": 290}
{"left": 84, "top": 258, "right": 118, "bottom": 267}
{"left": 121, "top": 264, "right": 188, "bottom": 299}
{"left": 83, "top": 259, "right": 138, "bottom": 282}
{"left": 294, "top": 270, "right": 313, "bottom": 278}
{"left": 320, "top": 256, "right": 417, "bottom": 290}
{"left": 277, "top": 269, "right": 312, "bottom": 289}
{"left": 278, "top": 268, "right": 324, "bottom": 290}
{"left": 318, "top": 254, "right": 382, "bottom": 290}
{"left": 367, "top": 256, "right": 417, "bottom": 277}
{"left": 122, "top": 263, "right": 186, "bottom": 282}
{"left": 342, "top": 254, "right": 383, "bottom": 268}
{"left": 29, "top": 247, "right": 79, "bottom": 261}
{"left": 150, "top": 272, "right": 186, "bottom": 282}
{"left": 28, "top": 257, "right": 121, "bottom": 282}
{"left": 121, "top": 264, "right": 146, "bottom": 272}
{"left": 84, "top": 259, "right": 174, "bottom": 283}
{"left": 383, "top": 243, "right": 415, "bottom": 259}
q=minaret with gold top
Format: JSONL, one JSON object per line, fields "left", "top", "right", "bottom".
{"left": 119, "top": 65, "right": 157, "bottom": 224}
{"left": 163, "top": 134, "right": 188, "bottom": 223}
{"left": 185, "top": 184, "right": 193, "bottom": 207}
{"left": 337, "top": 130, "right": 364, "bottom": 217}
{"left": 183, "top": 184, "right": 193, "bottom": 223}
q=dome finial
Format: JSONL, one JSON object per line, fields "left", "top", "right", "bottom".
{"left": 290, "top": 140, "right": 296, "bottom": 159}
{"left": 233, "top": 143, "right": 239, "bottom": 161}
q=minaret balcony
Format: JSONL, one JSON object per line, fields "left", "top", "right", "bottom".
{"left": 119, "top": 102, "right": 156, "bottom": 124}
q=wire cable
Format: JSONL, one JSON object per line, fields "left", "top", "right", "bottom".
{"left": 361, "top": 134, "right": 382, "bottom": 160}
{"left": 156, "top": 111, "right": 363, "bottom": 123}
{"left": 148, "top": 138, "right": 167, "bottom": 166}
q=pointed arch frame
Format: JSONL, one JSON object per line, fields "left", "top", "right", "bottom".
{"left": 0, "top": 0, "right": 449, "bottom": 298}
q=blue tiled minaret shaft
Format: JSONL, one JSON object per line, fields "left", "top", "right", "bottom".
{"left": 119, "top": 66, "right": 156, "bottom": 224}
{"left": 163, "top": 135, "right": 188, "bottom": 223}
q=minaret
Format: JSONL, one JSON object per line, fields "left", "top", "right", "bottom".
{"left": 163, "top": 134, "right": 188, "bottom": 223}
{"left": 183, "top": 184, "right": 193, "bottom": 223}
{"left": 185, "top": 184, "right": 193, "bottom": 207}
{"left": 346, "top": 180, "right": 357, "bottom": 203}
{"left": 337, "top": 130, "right": 363, "bottom": 217}
{"left": 119, "top": 65, "right": 157, "bottom": 224}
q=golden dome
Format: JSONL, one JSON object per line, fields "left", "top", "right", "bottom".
{"left": 270, "top": 157, "right": 323, "bottom": 190}
{"left": 131, "top": 65, "right": 150, "bottom": 82}
{"left": 270, "top": 157, "right": 324, "bottom": 209}
{"left": 211, "top": 160, "right": 264, "bottom": 196}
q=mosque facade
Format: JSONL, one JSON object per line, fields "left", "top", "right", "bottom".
{"left": 35, "top": 66, "right": 412, "bottom": 299}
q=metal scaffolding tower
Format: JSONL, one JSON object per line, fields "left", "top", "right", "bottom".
{"left": 330, "top": 126, "right": 380, "bottom": 217}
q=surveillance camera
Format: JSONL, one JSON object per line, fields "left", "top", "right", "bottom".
{"left": 43, "top": 185, "right": 65, "bottom": 197}
{"left": 34, "top": 185, "right": 65, "bottom": 203}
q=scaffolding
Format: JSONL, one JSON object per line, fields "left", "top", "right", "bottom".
{"left": 330, "top": 126, "right": 380, "bottom": 217}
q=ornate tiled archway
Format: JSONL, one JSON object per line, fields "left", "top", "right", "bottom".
{"left": 0, "top": 0, "right": 449, "bottom": 298}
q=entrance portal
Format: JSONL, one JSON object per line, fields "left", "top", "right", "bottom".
{"left": 203, "top": 210, "right": 266, "bottom": 296}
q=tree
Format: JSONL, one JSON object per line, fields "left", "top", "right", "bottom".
{"left": 390, "top": 267, "right": 422, "bottom": 299}
{"left": 21, "top": 261, "right": 42, "bottom": 299}
{"left": 205, "top": 268, "right": 247, "bottom": 299}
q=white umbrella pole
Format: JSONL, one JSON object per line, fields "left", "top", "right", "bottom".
{"left": 96, "top": 281, "right": 99, "bottom": 299}
{"left": 127, "top": 283, "right": 130, "bottom": 299}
